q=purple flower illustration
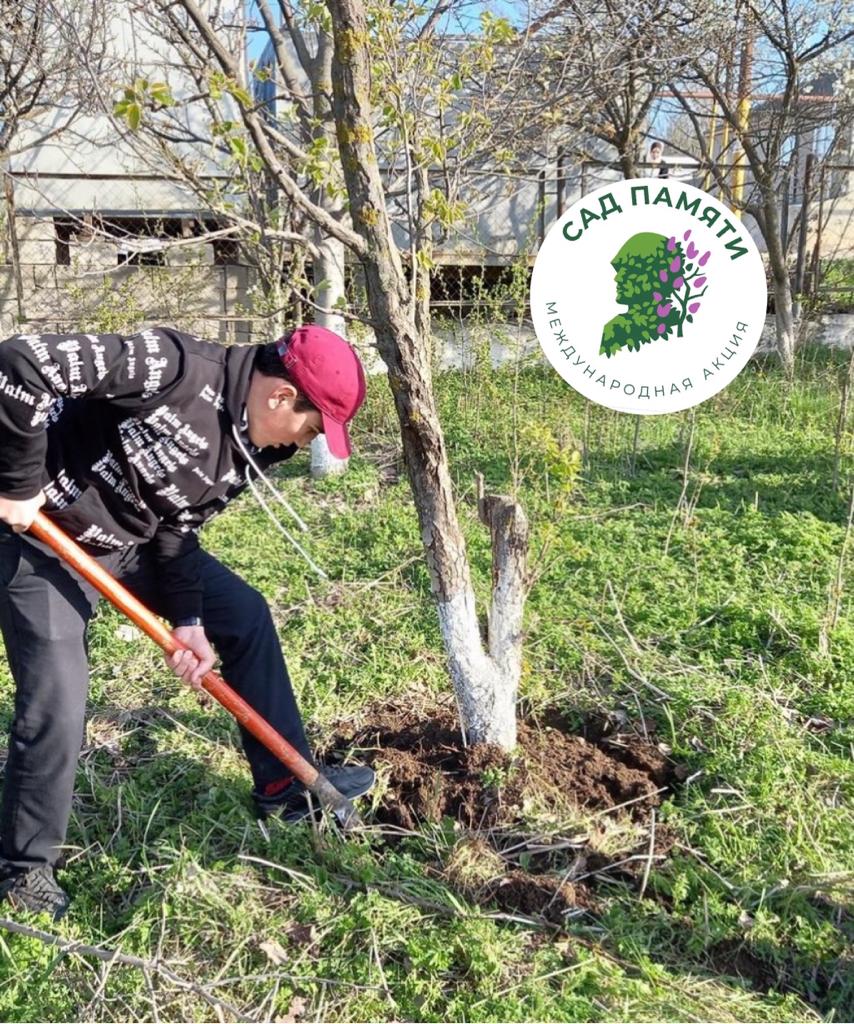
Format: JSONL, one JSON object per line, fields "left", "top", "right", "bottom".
{"left": 651, "top": 235, "right": 712, "bottom": 342}
{"left": 655, "top": 235, "right": 712, "bottom": 339}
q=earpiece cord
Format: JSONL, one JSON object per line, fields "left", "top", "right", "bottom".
{"left": 231, "top": 424, "right": 328, "bottom": 581}
{"left": 231, "top": 424, "right": 310, "bottom": 533}
{"left": 243, "top": 466, "right": 329, "bottom": 581}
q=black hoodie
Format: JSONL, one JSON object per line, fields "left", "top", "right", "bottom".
{"left": 0, "top": 327, "right": 296, "bottom": 622}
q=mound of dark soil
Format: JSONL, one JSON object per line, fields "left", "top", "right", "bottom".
{"left": 323, "top": 696, "right": 682, "bottom": 924}
{"left": 326, "top": 699, "right": 675, "bottom": 830}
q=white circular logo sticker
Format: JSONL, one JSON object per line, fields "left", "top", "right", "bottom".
{"left": 530, "top": 179, "right": 767, "bottom": 414}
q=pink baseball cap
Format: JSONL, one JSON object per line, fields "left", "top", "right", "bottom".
{"left": 275, "top": 326, "right": 367, "bottom": 458}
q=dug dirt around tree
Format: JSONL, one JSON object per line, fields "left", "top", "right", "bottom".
{"left": 322, "top": 696, "right": 682, "bottom": 924}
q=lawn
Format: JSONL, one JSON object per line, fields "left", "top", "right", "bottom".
{"left": 1, "top": 343, "right": 851, "bottom": 1022}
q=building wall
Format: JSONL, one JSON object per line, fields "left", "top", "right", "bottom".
{"left": 8, "top": 0, "right": 243, "bottom": 219}
{"left": 1, "top": 208, "right": 252, "bottom": 340}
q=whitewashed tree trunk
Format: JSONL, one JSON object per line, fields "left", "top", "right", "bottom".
{"left": 307, "top": 33, "right": 350, "bottom": 479}
{"left": 444, "top": 478, "right": 529, "bottom": 748}
{"left": 310, "top": 227, "right": 350, "bottom": 478}
{"left": 269, "top": 276, "right": 287, "bottom": 339}
{"left": 764, "top": 194, "right": 796, "bottom": 375}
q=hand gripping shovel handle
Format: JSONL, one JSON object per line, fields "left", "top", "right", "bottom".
{"left": 28, "top": 512, "right": 362, "bottom": 829}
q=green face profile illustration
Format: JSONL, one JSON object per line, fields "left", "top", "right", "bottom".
{"left": 601, "top": 230, "right": 710, "bottom": 358}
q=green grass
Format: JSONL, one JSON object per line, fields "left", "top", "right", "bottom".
{"left": 1, "top": 344, "right": 852, "bottom": 1022}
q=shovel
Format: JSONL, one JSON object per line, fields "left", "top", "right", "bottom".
{"left": 27, "top": 511, "right": 364, "bottom": 830}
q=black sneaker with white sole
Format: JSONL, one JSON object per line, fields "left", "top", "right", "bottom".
{"left": 252, "top": 763, "right": 376, "bottom": 822}
{"left": 0, "top": 863, "right": 70, "bottom": 921}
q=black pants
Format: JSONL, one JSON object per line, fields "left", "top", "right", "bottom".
{"left": 0, "top": 526, "right": 313, "bottom": 870}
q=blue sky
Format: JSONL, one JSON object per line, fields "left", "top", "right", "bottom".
{"left": 246, "top": 1, "right": 524, "bottom": 61}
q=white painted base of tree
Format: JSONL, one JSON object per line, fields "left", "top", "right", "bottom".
{"left": 310, "top": 434, "right": 348, "bottom": 478}
{"left": 436, "top": 587, "right": 519, "bottom": 750}
{"left": 309, "top": 229, "right": 350, "bottom": 479}
{"left": 774, "top": 287, "right": 796, "bottom": 373}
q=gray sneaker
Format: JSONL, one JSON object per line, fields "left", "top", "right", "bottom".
{"left": 252, "top": 763, "right": 376, "bottom": 822}
{"left": 0, "top": 863, "right": 70, "bottom": 921}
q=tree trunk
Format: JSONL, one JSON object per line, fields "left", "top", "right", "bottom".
{"left": 3, "top": 175, "right": 25, "bottom": 324}
{"left": 764, "top": 192, "right": 795, "bottom": 375}
{"left": 325, "top": 0, "right": 529, "bottom": 748}
{"left": 310, "top": 226, "right": 350, "bottom": 478}
{"left": 412, "top": 160, "right": 433, "bottom": 350}
{"left": 309, "top": 33, "right": 350, "bottom": 479}
{"left": 618, "top": 151, "right": 638, "bottom": 179}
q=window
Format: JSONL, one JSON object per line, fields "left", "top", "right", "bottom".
{"left": 51, "top": 215, "right": 231, "bottom": 266}
{"left": 213, "top": 237, "right": 241, "bottom": 265}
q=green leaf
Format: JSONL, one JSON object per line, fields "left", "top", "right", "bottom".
{"left": 228, "top": 136, "right": 247, "bottom": 160}
{"left": 126, "top": 102, "right": 141, "bottom": 131}
{"left": 149, "top": 82, "right": 174, "bottom": 107}
{"left": 416, "top": 249, "right": 435, "bottom": 271}
{"left": 423, "top": 136, "right": 446, "bottom": 162}
{"left": 211, "top": 120, "right": 237, "bottom": 137}
{"left": 226, "top": 81, "right": 253, "bottom": 107}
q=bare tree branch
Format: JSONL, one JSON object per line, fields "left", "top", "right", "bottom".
{"left": 166, "top": 0, "right": 368, "bottom": 258}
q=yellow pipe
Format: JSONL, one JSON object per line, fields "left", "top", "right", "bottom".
{"left": 719, "top": 121, "right": 731, "bottom": 201}
{"left": 719, "top": 54, "right": 733, "bottom": 201}
{"left": 732, "top": 12, "right": 755, "bottom": 218}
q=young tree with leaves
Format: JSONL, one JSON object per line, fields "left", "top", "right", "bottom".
{"left": 525, "top": 0, "right": 714, "bottom": 179}
{"left": 123, "top": 0, "right": 553, "bottom": 748}
{"left": 669, "top": 0, "right": 854, "bottom": 372}
{"left": 118, "top": 1, "right": 561, "bottom": 479}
